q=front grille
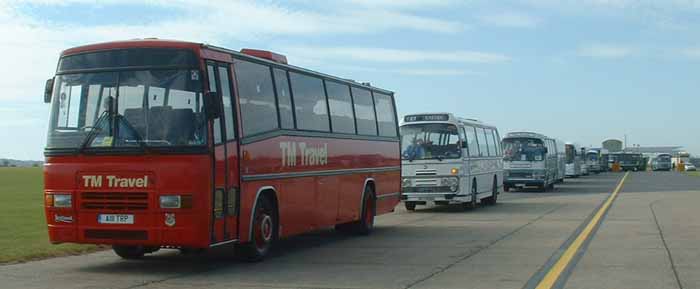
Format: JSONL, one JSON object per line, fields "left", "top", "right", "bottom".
{"left": 509, "top": 172, "right": 533, "bottom": 178}
{"left": 85, "top": 229, "right": 148, "bottom": 240}
{"left": 415, "top": 169, "right": 437, "bottom": 176}
{"left": 403, "top": 186, "right": 452, "bottom": 193}
{"left": 81, "top": 192, "right": 148, "bottom": 210}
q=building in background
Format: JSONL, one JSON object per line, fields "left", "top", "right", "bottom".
{"left": 602, "top": 139, "right": 623, "bottom": 152}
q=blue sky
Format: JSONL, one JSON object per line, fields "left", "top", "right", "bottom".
{"left": 1, "top": 0, "right": 699, "bottom": 160}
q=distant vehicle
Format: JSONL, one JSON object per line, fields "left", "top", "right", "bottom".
{"left": 565, "top": 143, "right": 582, "bottom": 177}
{"left": 610, "top": 152, "right": 644, "bottom": 171}
{"left": 555, "top": 139, "right": 567, "bottom": 182}
{"left": 400, "top": 113, "right": 503, "bottom": 210}
{"left": 580, "top": 147, "right": 590, "bottom": 175}
{"left": 685, "top": 163, "right": 697, "bottom": 171}
{"left": 640, "top": 156, "right": 649, "bottom": 171}
{"left": 502, "top": 132, "right": 558, "bottom": 192}
{"left": 585, "top": 149, "right": 602, "bottom": 174}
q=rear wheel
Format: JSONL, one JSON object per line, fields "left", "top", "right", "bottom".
{"left": 113, "top": 245, "right": 145, "bottom": 259}
{"left": 404, "top": 202, "right": 416, "bottom": 211}
{"left": 237, "top": 196, "right": 277, "bottom": 262}
{"left": 484, "top": 178, "right": 498, "bottom": 205}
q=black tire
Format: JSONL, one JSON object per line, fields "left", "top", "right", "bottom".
{"left": 113, "top": 245, "right": 145, "bottom": 259}
{"left": 237, "top": 196, "right": 277, "bottom": 262}
{"left": 504, "top": 185, "right": 510, "bottom": 192}
{"left": 404, "top": 202, "right": 416, "bottom": 211}
{"left": 463, "top": 182, "right": 477, "bottom": 210}
{"left": 352, "top": 187, "right": 376, "bottom": 235}
{"left": 484, "top": 178, "right": 498, "bottom": 205}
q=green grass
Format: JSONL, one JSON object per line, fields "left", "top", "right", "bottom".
{"left": 686, "top": 171, "right": 700, "bottom": 177}
{"left": 0, "top": 167, "right": 102, "bottom": 264}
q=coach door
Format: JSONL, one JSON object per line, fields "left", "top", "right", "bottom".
{"left": 207, "top": 61, "right": 240, "bottom": 245}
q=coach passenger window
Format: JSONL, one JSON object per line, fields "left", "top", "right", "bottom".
{"left": 352, "top": 87, "right": 377, "bottom": 136}
{"left": 273, "top": 69, "right": 294, "bottom": 129}
{"left": 325, "top": 81, "right": 355, "bottom": 134}
{"left": 487, "top": 129, "right": 500, "bottom": 156}
{"left": 207, "top": 65, "right": 222, "bottom": 144}
{"left": 290, "top": 72, "right": 330, "bottom": 132}
{"left": 476, "top": 127, "right": 489, "bottom": 157}
{"left": 235, "top": 60, "right": 278, "bottom": 136}
{"left": 464, "top": 126, "right": 480, "bottom": 157}
{"left": 483, "top": 128, "right": 495, "bottom": 156}
{"left": 374, "top": 92, "right": 398, "bottom": 137}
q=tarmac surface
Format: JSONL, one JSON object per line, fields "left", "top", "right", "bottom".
{"left": 1, "top": 171, "right": 698, "bottom": 289}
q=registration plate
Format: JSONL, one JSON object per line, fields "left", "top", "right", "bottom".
{"left": 98, "top": 214, "right": 134, "bottom": 224}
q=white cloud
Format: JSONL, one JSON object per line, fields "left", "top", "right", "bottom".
{"left": 285, "top": 47, "right": 511, "bottom": 63}
{"left": 0, "top": 0, "right": 469, "bottom": 102}
{"left": 478, "top": 11, "right": 541, "bottom": 28}
{"left": 577, "top": 44, "right": 635, "bottom": 59}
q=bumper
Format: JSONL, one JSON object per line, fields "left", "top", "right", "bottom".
{"left": 401, "top": 192, "right": 473, "bottom": 203}
{"left": 504, "top": 179, "right": 545, "bottom": 187}
{"left": 46, "top": 210, "right": 211, "bottom": 248}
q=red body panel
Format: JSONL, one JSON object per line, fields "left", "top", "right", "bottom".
{"left": 237, "top": 135, "right": 400, "bottom": 242}
{"left": 44, "top": 155, "right": 213, "bottom": 248}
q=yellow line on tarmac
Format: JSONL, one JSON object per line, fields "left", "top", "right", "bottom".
{"left": 535, "top": 172, "right": 630, "bottom": 289}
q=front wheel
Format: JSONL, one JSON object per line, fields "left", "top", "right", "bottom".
{"left": 237, "top": 196, "right": 277, "bottom": 262}
{"left": 463, "top": 183, "right": 477, "bottom": 210}
{"left": 404, "top": 202, "right": 416, "bottom": 211}
{"left": 113, "top": 245, "right": 145, "bottom": 259}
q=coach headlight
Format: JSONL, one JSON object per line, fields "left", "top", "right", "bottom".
{"left": 441, "top": 177, "right": 459, "bottom": 192}
{"left": 160, "top": 195, "right": 193, "bottom": 209}
{"left": 47, "top": 194, "right": 72, "bottom": 208}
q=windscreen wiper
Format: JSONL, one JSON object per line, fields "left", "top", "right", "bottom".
{"left": 79, "top": 112, "right": 108, "bottom": 153}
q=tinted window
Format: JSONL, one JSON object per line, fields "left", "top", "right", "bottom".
{"left": 374, "top": 92, "right": 397, "bottom": 137}
{"left": 235, "top": 59, "right": 278, "bottom": 136}
{"left": 290, "top": 72, "right": 329, "bottom": 132}
{"left": 273, "top": 69, "right": 294, "bottom": 129}
{"left": 352, "top": 87, "right": 377, "bottom": 135}
{"left": 59, "top": 48, "right": 198, "bottom": 72}
{"left": 218, "top": 66, "right": 236, "bottom": 140}
{"left": 476, "top": 127, "right": 489, "bottom": 157}
{"left": 325, "top": 81, "right": 355, "bottom": 134}
{"left": 464, "top": 126, "right": 480, "bottom": 157}
{"left": 207, "top": 65, "right": 222, "bottom": 144}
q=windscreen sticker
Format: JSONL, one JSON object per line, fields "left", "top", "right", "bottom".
{"left": 190, "top": 70, "right": 199, "bottom": 80}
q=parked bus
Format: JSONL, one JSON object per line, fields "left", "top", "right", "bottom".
{"left": 555, "top": 139, "right": 566, "bottom": 182}
{"left": 400, "top": 113, "right": 503, "bottom": 210}
{"left": 42, "top": 39, "right": 401, "bottom": 261}
{"left": 501, "top": 132, "right": 557, "bottom": 192}
{"left": 580, "top": 147, "right": 590, "bottom": 175}
{"left": 565, "top": 142, "right": 582, "bottom": 177}
{"left": 610, "top": 152, "right": 644, "bottom": 171}
{"left": 651, "top": 153, "right": 673, "bottom": 171}
{"left": 585, "top": 149, "right": 602, "bottom": 174}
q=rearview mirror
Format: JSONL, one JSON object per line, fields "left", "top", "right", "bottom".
{"left": 544, "top": 147, "right": 549, "bottom": 154}
{"left": 44, "top": 78, "right": 54, "bottom": 103}
{"left": 461, "top": 141, "right": 468, "bottom": 149}
{"left": 203, "top": 91, "right": 222, "bottom": 120}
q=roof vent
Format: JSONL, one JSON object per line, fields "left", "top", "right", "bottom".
{"left": 241, "top": 49, "right": 288, "bottom": 64}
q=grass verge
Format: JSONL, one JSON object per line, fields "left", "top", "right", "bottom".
{"left": 0, "top": 167, "right": 104, "bottom": 264}
{"left": 685, "top": 171, "right": 700, "bottom": 177}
